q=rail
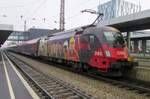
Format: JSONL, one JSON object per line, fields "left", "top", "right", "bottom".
{"left": 6, "top": 52, "right": 94, "bottom": 99}
{"left": 7, "top": 52, "right": 150, "bottom": 97}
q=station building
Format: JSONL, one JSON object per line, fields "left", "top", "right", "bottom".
{"left": 97, "top": 0, "right": 150, "bottom": 54}
{"left": 4, "top": 28, "right": 59, "bottom": 47}
{"left": 98, "top": 0, "right": 141, "bottom": 21}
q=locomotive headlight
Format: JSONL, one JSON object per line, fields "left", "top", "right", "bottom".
{"left": 105, "top": 50, "right": 111, "bottom": 57}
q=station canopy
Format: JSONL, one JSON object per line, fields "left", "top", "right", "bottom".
{"left": 0, "top": 24, "right": 13, "bottom": 47}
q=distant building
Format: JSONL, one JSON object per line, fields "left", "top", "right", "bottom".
{"left": 4, "top": 28, "right": 60, "bottom": 46}
{"left": 27, "top": 28, "right": 60, "bottom": 40}
{"left": 98, "top": 0, "right": 141, "bottom": 21}
{"left": 7, "top": 31, "right": 28, "bottom": 41}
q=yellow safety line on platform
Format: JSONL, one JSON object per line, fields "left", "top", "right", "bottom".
{"left": 4, "top": 53, "right": 40, "bottom": 99}
{"left": 1, "top": 52, "right": 16, "bottom": 99}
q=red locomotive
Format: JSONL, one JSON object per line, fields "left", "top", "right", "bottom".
{"left": 8, "top": 25, "right": 137, "bottom": 76}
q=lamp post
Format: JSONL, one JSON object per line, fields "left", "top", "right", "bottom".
{"left": 20, "top": 15, "right": 27, "bottom": 31}
{"left": 20, "top": 15, "right": 29, "bottom": 41}
{"left": 24, "top": 20, "right": 27, "bottom": 31}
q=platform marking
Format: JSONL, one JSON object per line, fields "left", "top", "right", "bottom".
{"left": 1, "top": 52, "right": 16, "bottom": 99}
{"left": 4, "top": 53, "right": 40, "bottom": 99}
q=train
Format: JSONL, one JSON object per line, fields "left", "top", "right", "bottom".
{"left": 8, "top": 25, "right": 137, "bottom": 76}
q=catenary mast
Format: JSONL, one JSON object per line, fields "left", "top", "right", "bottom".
{"left": 60, "top": 0, "right": 65, "bottom": 31}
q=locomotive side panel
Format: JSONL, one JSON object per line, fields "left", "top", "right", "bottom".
{"left": 48, "top": 39, "right": 64, "bottom": 59}
{"left": 47, "top": 35, "right": 80, "bottom": 62}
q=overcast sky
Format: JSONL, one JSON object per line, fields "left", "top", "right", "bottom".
{"left": 0, "top": 0, "right": 149, "bottom": 31}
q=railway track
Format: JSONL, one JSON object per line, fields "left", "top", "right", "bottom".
{"left": 7, "top": 52, "right": 150, "bottom": 97}
{"left": 57, "top": 65, "right": 150, "bottom": 97}
{"left": 65, "top": 66, "right": 150, "bottom": 97}
{"left": 6, "top": 52, "right": 95, "bottom": 99}
{"left": 38, "top": 57, "right": 150, "bottom": 97}
{"left": 92, "top": 75, "right": 150, "bottom": 96}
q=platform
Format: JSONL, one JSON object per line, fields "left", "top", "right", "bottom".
{"left": 0, "top": 51, "right": 40, "bottom": 99}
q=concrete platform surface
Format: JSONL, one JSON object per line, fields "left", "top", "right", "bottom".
{"left": 0, "top": 52, "right": 40, "bottom": 99}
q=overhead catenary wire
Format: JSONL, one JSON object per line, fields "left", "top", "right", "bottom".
{"left": 0, "top": 0, "right": 45, "bottom": 24}
{"left": 24, "top": 0, "right": 48, "bottom": 21}
{"left": 69, "top": 0, "right": 92, "bottom": 11}
{"left": 23, "top": 0, "right": 98, "bottom": 25}
{"left": 66, "top": 4, "right": 99, "bottom": 21}
{"left": 0, "top": 0, "right": 101, "bottom": 31}
{"left": 47, "top": 0, "right": 97, "bottom": 22}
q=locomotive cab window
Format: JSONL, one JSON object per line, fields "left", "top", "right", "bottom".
{"left": 103, "top": 32, "right": 125, "bottom": 48}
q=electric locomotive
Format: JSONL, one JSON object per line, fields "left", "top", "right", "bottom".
{"left": 37, "top": 25, "right": 136, "bottom": 76}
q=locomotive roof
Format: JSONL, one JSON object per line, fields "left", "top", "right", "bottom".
{"left": 49, "top": 26, "right": 119, "bottom": 37}
{"left": 47, "top": 26, "right": 120, "bottom": 40}
{"left": 48, "top": 24, "right": 95, "bottom": 37}
{"left": 84, "top": 26, "right": 120, "bottom": 32}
